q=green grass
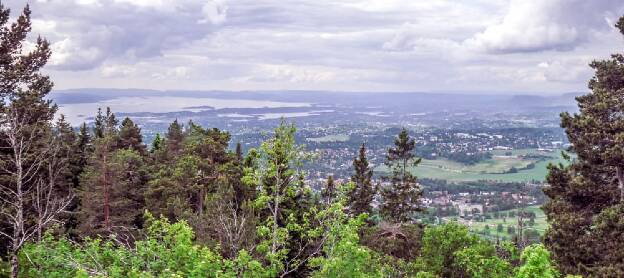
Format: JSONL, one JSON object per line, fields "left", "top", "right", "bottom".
{"left": 306, "top": 134, "right": 350, "bottom": 143}
{"left": 441, "top": 205, "right": 548, "bottom": 240}
{"left": 376, "top": 148, "right": 570, "bottom": 182}
{"left": 462, "top": 205, "right": 548, "bottom": 240}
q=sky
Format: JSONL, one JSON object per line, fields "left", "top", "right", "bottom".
{"left": 6, "top": 0, "right": 624, "bottom": 94}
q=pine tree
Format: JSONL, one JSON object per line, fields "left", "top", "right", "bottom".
{"left": 77, "top": 109, "right": 148, "bottom": 238}
{"left": 118, "top": 117, "right": 147, "bottom": 155}
{"left": 231, "top": 142, "right": 254, "bottom": 210}
{"left": 543, "top": 15, "right": 624, "bottom": 276}
{"left": 78, "top": 147, "right": 148, "bottom": 238}
{"left": 348, "top": 143, "right": 376, "bottom": 218}
{"left": 93, "top": 108, "right": 105, "bottom": 138}
{"left": 380, "top": 128, "right": 423, "bottom": 223}
{"left": 63, "top": 122, "right": 92, "bottom": 238}
{"left": 235, "top": 142, "right": 243, "bottom": 161}
{"left": 151, "top": 133, "right": 163, "bottom": 152}
{"left": 165, "top": 119, "right": 185, "bottom": 156}
{"left": 50, "top": 116, "right": 80, "bottom": 237}
{"left": 322, "top": 175, "right": 337, "bottom": 205}
{"left": 74, "top": 123, "right": 93, "bottom": 186}
{"left": 145, "top": 121, "right": 231, "bottom": 219}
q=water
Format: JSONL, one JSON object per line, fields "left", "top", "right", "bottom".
{"left": 57, "top": 96, "right": 311, "bottom": 124}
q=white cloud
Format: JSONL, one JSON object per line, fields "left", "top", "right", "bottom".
{"left": 101, "top": 64, "right": 137, "bottom": 78}
{"left": 465, "top": 0, "right": 623, "bottom": 53}
{"left": 152, "top": 66, "right": 192, "bottom": 80}
{"left": 199, "top": 0, "right": 228, "bottom": 25}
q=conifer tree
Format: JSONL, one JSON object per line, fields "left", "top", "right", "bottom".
{"left": 235, "top": 142, "right": 243, "bottom": 161}
{"left": 79, "top": 148, "right": 148, "bottom": 238}
{"left": 93, "top": 108, "right": 105, "bottom": 138}
{"left": 543, "top": 15, "right": 624, "bottom": 276}
{"left": 78, "top": 109, "right": 148, "bottom": 239}
{"left": 118, "top": 117, "right": 147, "bottom": 155}
{"left": 380, "top": 128, "right": 423, "bottom": 223}
{"left": 74, "top": 123, "right": 92, "bottom": 186}
{"left": 348, "top": 144, "right": 376, "bottom": 218}
{"left": 0, "top": 5, "right": 72, "bottom": 277}
{"left": 151, "top": 133, "right": 163, "bottom": 152}
{"left": 322, "top": 175, "right": 337, "bottom": 205}
{"left": 244, "top": 121, "right": 320, "bottom": 276}
{"left": 165, "top": 119, "right": 185, "bottom": 156}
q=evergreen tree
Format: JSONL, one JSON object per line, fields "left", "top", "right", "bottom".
{"left": 74, "top": 123, "right": 92, "bottom": 186}
{"left": 322, "top": 175, "right": 337, "bottom": 205}
{"left": 244, "top": 121, "right": 320, "bottom": 276}
{"left": 235, "top": 142, "right": 243, "bottom": 161}
{"left": 348, "top": 143, "right": 376, "bottom": 218}
{"left": 0, "top": 5, "right": 72, "bottom": 277}
{"left": 380, "top": 128, "right": 423, "bottom": 223}
{"left": 77, "top": 109, "right": 147, "bottom": 238}
{"left": 93, "top": 108, "right": 105, "bottom": 138}
{"left": 50, "top": 116, "right": 80, "bottom": 237}
{"left": 145, "top": 122, "right": 231, "bottom": 219}
{"left": 151, "top": 133, "right": 163, "bottom": 152}
{"left": 78, "top": 148, "right": 148, "bottom": 238}
{"left": 543, "top": 15, "right": 624, "bottom": 276}
{"left": 118, "top": 117, "right": 147, "bottom": 155}
{"left": 165, "top": 119, "right": 185, "bottom": 156}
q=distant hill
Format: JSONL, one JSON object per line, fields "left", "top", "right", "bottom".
{"left": 49, "top": 89, "right": 581, "bottom": 114}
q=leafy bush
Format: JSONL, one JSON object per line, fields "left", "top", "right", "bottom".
{"left": 19, "top": 214, "right": 269, "bottom": 278}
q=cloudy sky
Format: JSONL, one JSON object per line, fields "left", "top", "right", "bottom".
{"left": 6, "top": 0, "right": 624, "bottom": 94}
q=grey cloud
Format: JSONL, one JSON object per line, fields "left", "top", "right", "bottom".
{"left": 5, "top": 0, "right": 227, "bottom": 70}
{"left": 3, "top": 0, "right": 622, "bottom": 93}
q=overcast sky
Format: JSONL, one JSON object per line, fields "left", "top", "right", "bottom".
{"left": 6, "top": 0, "right": 624, "bottom": 94}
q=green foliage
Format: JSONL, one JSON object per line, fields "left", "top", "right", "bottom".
{"left": 454, "top": 241, "right": 513, "bottom": 278}
{"left": 543, "top": 15, "right": 624, "bottom": 277}
{"left": 415, "top": 222, "right": 481, "bottom": 277}
{"left": 19, "top": 214, "right": 269, "bottom": 278}
{"left": 79, "top": 147, "right": 148, "bottom": 237}
{"left": 118, "top": 117, "right": 147, "bottom": 155}
{"left": 516, "top": 244, "right": 559, "bottom": 278}
{"left": 381, "top": 128, "right": 423, "bottom": 223}
{"left": 310, "top": 183, "right": 382, "bottom": 278}
{"left": 348, "top": 144, "right": 376, "bottom": 219}
{"left": 244, "top": 120, "right": 319, "bottom": 276}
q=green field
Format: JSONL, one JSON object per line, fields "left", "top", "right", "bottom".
{"left": 306, "top": 134, "right": 350, "bottom": 143}
{"left": 376, "top": 148, "right": 569, "bottom": 182}
{"left": 460, "top": 205, "right": 548, "bottom": 240}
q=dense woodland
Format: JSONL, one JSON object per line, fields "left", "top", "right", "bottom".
{"left": 1, "top": 5, "right": 624, "bottom": 278}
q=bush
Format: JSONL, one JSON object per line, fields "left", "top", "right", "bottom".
{"left": 19, "top": 214, "right": 270, "bottom": 277}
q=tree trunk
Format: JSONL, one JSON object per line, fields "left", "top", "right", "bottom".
{"left": 616, "top": 166, "right": 624, "bottom": 203}
{"left": 10, "top": 251, "right": 19, "bottom": 278}
{"left": 103, "top": 152, "right": 111, "bottom": 231}
{"left": 198, "top": 187, "right": 205, "bottom": 215}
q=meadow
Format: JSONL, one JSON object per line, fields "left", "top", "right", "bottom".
{"left": 460, "top": 205, "right": 548, "bottom": 241}
{"left": 377, "top": 148, "right": 570, "bottom": 182}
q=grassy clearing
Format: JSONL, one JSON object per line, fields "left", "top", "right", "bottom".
{"left": 376, "top": 148, "right": 570, "bottom": 182}
{"left": 465, "top": 206, "right": 548, "bottom": 238}
{"left": 442, "top": 205, "right": 548, "bottom": 241}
